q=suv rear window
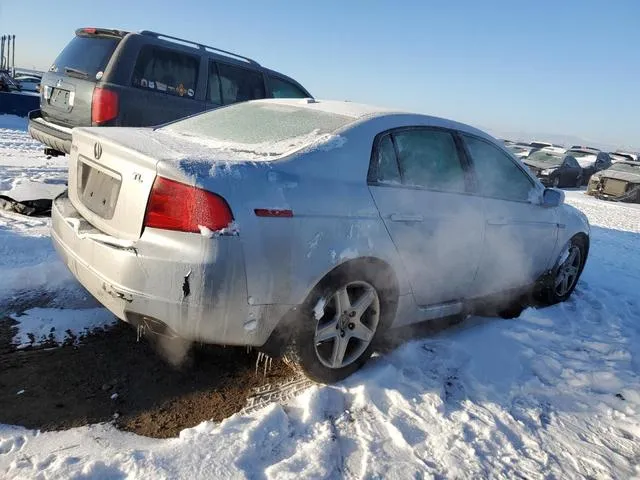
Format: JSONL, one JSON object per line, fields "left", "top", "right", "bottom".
{"left": 132, "top": 45, "right": 199, "bottom": 98}
{"left": 52, "top": 35, "right": 119, "bottom": 79}
{"left": 267, "top": 75, "right": 308, "bottom": 99}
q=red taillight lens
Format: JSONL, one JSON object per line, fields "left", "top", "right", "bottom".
{"left": 144, "top": 177, "right": 234, "bottom": 233}
{"left": 91, "top": 87, "right": 119, "bottom": 125}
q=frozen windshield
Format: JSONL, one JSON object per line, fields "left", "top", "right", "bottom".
{"left": 527, "top": 151, "right": 564, "bottom": 164}
{"left": 162, "top": 101, "right": 354, "bottom": 156}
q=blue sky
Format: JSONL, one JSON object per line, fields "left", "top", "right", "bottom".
{"left": 1, "top": 0, "right": 638, "bottom": 148}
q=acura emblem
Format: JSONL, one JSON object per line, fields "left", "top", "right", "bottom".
{"left": 94, "top": 142, "right": 102, "bottom": 159}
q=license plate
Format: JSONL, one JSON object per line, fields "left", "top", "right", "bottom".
{"left": 50, "top": 88, "right": 75, "bottom": 107}
{"left": 77, "top": 160, "right": 121, "bottom": 219}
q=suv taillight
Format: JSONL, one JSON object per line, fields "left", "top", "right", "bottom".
{"left": 91, "top": 87, "right": 119, "bottom": 125}
{"left": 144, "top": 177, "right": 234, "bottom": 233}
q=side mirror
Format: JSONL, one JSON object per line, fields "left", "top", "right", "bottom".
{"left": 542, "top": 188, "right": 564, "bottom": 208}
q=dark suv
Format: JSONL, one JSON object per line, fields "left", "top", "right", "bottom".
{"left": 29, "top": 28, "right": 313, "bottom": 155}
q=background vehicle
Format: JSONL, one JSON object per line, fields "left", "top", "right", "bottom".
{"left": 587, "top": 161, "right": 640, "bottom": 202}
{"left": 524, "top": 150, "right": 582, "bottom": 187}
{"left": 507, "top": 142, "right": 535, "bottom": 159}
{"left": 50, "top": 99, "right": 590, "bottom": 383}
{"left": 565, "top": 147, "right": 612, "bottom": 184}
{"left": 29, "top": 28, "right": 313, "bottom": 156}
{"left": 611, "top": 151, "right": 639, "bottom": 163}
{"left": 15, "top": 74, "right": 41, "bottom": 92}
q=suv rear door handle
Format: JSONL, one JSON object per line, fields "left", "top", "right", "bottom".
{"left": 390, "top": 213, "right": 424, "bottom": 223}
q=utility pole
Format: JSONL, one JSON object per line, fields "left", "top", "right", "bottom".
{"left": 6, "top": 35, "right": 10, "bottom": 73}
{"left": 12, "top": 35, "right": 15, "bottom": 77}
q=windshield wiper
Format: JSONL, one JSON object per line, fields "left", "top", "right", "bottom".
{"left": 64, "top": 67, "right": 89, "bottom": 79}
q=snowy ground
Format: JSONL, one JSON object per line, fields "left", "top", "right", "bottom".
{"left": 1, "top": 117, "right": 640, "bottom": 478}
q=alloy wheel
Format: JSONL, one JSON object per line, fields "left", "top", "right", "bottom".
{"left": 554, "top": 245, "right": 582, "bottom": 297}
{"left": 313, "top": 281, "right": 380, "bottom": 369}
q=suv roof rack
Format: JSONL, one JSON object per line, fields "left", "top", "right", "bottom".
{"left": 139, "top": 30, "right": 260, "bottom": 66}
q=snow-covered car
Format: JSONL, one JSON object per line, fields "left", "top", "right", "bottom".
{"left": 610, "top": 151, "right": 639, "bottom": 164}
{"left": 565, "top": 148, "right": 612, "bottom": 184}
{"left": 524, "top": 150, "right": 582, "bottom": 187}
{"left": 507, "top": 143, "right": 535, "bottom": 159}
{"left": 50, "top": 99, "right": 591, "bottom": 383}
{"left": 587, "top": 161, "right": 640, "bottom": 202}
{"left": 15, "top": 75, "right": 41, "bottom": 92}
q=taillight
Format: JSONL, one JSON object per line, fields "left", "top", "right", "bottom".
{"left": 144, "top": 177, "right": 234, "bottom": 233}
{"left": 91, "top": 87, "right": 119, "bottom": 125}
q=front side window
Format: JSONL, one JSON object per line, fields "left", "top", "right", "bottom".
{"left": 132, "top": 46, "right": 199, "bottom": 98}
{"left": 217, "top": 63, "right": 265, "bottom": 104}
{"left": 393, "top": 129, "right": 466, "bottom": 192}
{"left": 564, "top": 156, "right": 580, "bottom": 168}
{"left": 267, "top": 75, "right": 308, "bottom": 99}
{"left": 463, "top": 135, "right": 534, "bottom": 202}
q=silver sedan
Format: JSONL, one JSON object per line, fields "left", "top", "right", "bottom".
{"left": 51, "top": 99, "right": 590, "bottom": 383}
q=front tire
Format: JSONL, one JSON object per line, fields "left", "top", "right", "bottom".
{"left": 291, "top": 262, "right": 397, "bottom": 383}
{"left": 538, "top": 235, "right": 587, "bottom": 306}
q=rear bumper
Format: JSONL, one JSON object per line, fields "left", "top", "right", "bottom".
{"left": 51, "top": 190, "right": 283, "bottom": 346}
{"left": 28, "top": 110, "right": 72, "bottom": 154}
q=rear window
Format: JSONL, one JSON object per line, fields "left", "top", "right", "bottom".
{"left": 267, "top": 75, "right": 308, "bottom": 99}
{"left": 162, "top": 101, "right": 353, "bottom": 157}
{"left": 132, "top": 46, "right": 199, "bottom": 99}
{"left": 52, "top": 35, "right": 119, "bottom": 79}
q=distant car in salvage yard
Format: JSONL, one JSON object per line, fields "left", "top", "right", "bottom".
{"left": 587, "top": 161, "right": 640, "bottom": 202}
{"left": 565, "top": 147, "right": 612, "bottom": 184}
{"left": 28, "top": 27, "right": 312, "bottom": 156}
{"left": 50, "top": 99, "right": 591, "bottom": 383}
{"left": 523, "top": 150, "right": 583, "bottom": 187}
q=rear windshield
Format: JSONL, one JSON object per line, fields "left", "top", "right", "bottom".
{"left": 52, "top": 35, "right": 119, "bottom": 79}
{"left": 162, "top": 101, "right": 354, "bottom": 157}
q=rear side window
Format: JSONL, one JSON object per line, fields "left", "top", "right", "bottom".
{"left": 52, "top": 35, "right": 119, "bottom": 79}
{"left": 267, "top": 75, "right": 308, "bottom": 99}
{"left": 217, "top": 63, "right": 265, "bottom": 104}
{"left": 207, "top": 61, "right": 222, "bottom": 105}
{"left": 132, "top": 46, "right": 199, "bottom": 99}
{"left": 371, "top": 135, "right": 401, "bottom": 184}
{"left": 393, "top": 129, "right": 466, "bottom": 192}
{"left": 462, "top": 134, "right": 534, "bottom": 202}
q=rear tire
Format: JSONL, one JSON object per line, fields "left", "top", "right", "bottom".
{"left": 290, "top": 261, "right": 398, "bottom": 383}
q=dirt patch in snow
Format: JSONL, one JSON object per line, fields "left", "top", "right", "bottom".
{"left": 0, "top": 321, "right": 295, "bottom": 438}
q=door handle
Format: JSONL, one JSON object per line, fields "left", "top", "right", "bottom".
{"left": 390, "top": 213, "right": 424, "bottom": 222}
{"left": 487, "top": 217, "right": 508, "bottom": 226}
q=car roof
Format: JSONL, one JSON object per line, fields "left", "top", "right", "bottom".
{"left": 249, "top": 99, "right": 492, "bottom": 138}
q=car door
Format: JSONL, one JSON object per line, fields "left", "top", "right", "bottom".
{"left": 368, "top": 128, "right": 485, "bottom": 306}
{"left": 460, "top": 134, "right": 559, "bottom": 297}
{"left": 564, "top": 156, "right": 582, "bottom": 184}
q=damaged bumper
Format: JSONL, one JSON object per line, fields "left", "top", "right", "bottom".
{"left": 51, "top": 191, "right": 279, "bottom": 346}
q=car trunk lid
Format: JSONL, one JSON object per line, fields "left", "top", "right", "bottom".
{"left": 67, "top": 127, "right": 162, "bottom": 241}
{"left": 67, "top": 127, "right": 257, "bottom": 242}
